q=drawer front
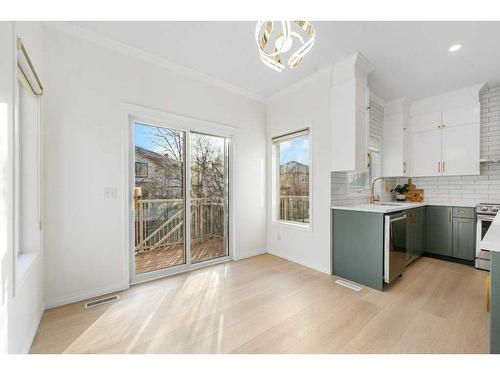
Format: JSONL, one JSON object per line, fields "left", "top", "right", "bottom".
{"left": 453, "top": 207, "right": 475, "bottom": 219}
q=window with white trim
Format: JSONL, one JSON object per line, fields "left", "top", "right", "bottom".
{"left": 17, "top": 73, "right": 42, "bottom": 258}
{"left": 347, "top": 148, "right": 382, "bottom": 195}
{"left": 272, "top": 129, "right": 310, "bottom": 225}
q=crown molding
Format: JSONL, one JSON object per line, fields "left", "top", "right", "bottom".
{"left": 331, "top": 52, "right": 374, "bottom": 86}
{"left": 43, "top": 22, "right": 266, "bottom": 104}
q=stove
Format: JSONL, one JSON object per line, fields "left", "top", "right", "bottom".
{"left": 475, "top": 203, "right": 500, "bottom": 271}
{"left": 476, "top": 203, "right": 500, "bottom": 215}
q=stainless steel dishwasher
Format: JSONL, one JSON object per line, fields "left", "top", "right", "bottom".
{"left": 384, "top": 212, "right": 407, "bottom": 284}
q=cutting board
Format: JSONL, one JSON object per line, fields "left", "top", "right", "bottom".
{"left": 405, "top": 178, "right": 424, "bottom": 202}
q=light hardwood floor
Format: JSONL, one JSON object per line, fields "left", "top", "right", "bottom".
{"left": 30, "top": 254, "right": 490, "bottom": 354}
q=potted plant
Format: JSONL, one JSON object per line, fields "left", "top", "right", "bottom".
{"left": 392, "top": 184, "right": 409, "bottom": 201}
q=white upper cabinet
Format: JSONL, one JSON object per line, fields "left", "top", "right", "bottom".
{"left": 442, "top": 124, "right": 480, "bottom": 176}
{"left": 441, "top": 104, "right": 480, "bottom": 128}
{"left": 407, "top": 83, "right": 485, "bottom": 177}
{"left": 382, "top": 97, "right": 410, "bottom": 177}
{"left": 331, "top": 52, "right": 374, "bottom": 172}
{"left": 412, "top": 129, "right": 442, "bottom": 177}
{"left": 410, "top": 111, "right": 442, "bottom": 132}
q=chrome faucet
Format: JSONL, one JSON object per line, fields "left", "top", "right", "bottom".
{"left": 370, "top": 176, "right": 386, "bottom": 204}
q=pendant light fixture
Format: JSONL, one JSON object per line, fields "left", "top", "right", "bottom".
{"left": 255, "top": 21, "right": 315, "bottom": 72}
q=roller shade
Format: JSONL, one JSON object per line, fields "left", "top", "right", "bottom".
{"left": 272, "top": 128, "right": 309, "bottom": 143}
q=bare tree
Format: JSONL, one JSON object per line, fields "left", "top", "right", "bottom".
{"left": 151, "top": 127, "right": 184, "bottom": 195}
{"left": 142, "top": 129, "right": 225, "bottom": 200}
{"left": 191, "top": 134, "right": 224, "bottom": 199}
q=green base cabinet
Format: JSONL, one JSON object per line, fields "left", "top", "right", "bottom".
{"left": 407, "top": 207, "right": 426, "bottom": 263}
{"left": 425, "top": 205, "right": 475, "bottom": 261}
{"left": 452, "top": 217, "right": 475, "bottom": 261}
{"left": 491, "top": 252, "right": 500, "bottom": 353}
{"left": 426, "top": 206, "right": 453, "bottom": 257}
{"left": 332, "top": 209, "right": 384, "bottom": 291}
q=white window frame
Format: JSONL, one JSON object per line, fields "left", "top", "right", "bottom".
{"left": 347, "top": 147, "right": 381, "bottom": 196}
{"left": 13, "top": 61, "right": 43, "bottom": 289}
{"left": 271, "top": 128, "right": 312, "bottom": 230}
{"left": 121, "top": 103, "right": 237, "bottom": 285}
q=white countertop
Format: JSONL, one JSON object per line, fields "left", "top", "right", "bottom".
{"left": 482, "top": 214, "right": 500, "bottom": 253}
{"left": 331, "top": 202, "right": 425, "bottom": 213}
{"left": 331, "top": 200, "right": 476, "bottom": 214}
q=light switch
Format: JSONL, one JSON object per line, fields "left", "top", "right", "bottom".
{"left": 104, "top": 187, "right": 118, "bottom": 199}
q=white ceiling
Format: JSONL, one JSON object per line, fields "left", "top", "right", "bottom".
{"left": 74, "top": 21, "right": 500, "bottom": 101}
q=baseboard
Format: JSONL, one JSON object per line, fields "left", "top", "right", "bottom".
{"left": 45, "top": 281, "right": 130, "bottom": 309}
{"left": 422, "top": 253, "right": 474, "bottom": 267}
{"left": 23, "top": 307, "right": 44, "bottom": 354}
{"left": 267, "top": 250, "right": 331, "bottom": 275}
{"left": 234, "top": 248, "right": 268, "bottom": 261}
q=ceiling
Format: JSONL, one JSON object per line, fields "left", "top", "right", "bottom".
{"left": 74, "top": 21, "right": 500, "bottom": 101}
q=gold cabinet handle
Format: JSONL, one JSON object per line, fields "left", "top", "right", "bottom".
{"left": 367, "top": 153, "right": 371, "bottom": 168}
{"left": 438, "top": 161, "right": 441, "bottom": 173}
{"left": 443, "top": 161, "right": 445, "bottom": 173}
{"left": 403, "top": 161, "right": 407, "bottom": 174}
{"left": 449, "top": 210, "right": 452, "bottom": 222}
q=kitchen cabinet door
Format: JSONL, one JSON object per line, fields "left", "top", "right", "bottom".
{"left": 426, "top": 206, "right": 453, "bottom": 257}
{"left": 442, "top": 104, "right": 480, "bottom": 128}
{"left": 383, "top": 114, "right": 409, "bottom": 177}
{"left": 411, "top": 112, "right": 442, "bottom": 132}
{"left": 412, "top": 129, "right": 442, "bottom": 177}
{"left": 441, "top": 123, "right": 480, "bottom": 176}
{"left": 491, "top": 252, "right": 500, "bottom": 353}
{"left": 355, "top": 106, "right": 369, "bottom": 172}
{"left": 406, "top": 207, "right": 426, "bottom": 265}
{"left": 452, "top": 217, "right": 475, "bottom": 261}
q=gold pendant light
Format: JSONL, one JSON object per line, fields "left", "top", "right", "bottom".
{"left": 255, "top": 21, "right": 315, "bottom": 72}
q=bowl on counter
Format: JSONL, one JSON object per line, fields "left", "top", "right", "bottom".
{"left": 379, "top": 192, "right": 394, "bottom": 202}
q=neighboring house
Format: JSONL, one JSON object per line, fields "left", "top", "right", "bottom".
{"left": 135, "top": 146, "right": 182, "bottom": 199}
{"left": 279, "top": 160, "right": 309, "bottom": 197}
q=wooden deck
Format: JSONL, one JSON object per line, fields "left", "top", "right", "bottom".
{"left": 135, "top": 237, "right": 225, "bottom": 274}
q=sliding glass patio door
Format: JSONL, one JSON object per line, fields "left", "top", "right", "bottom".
{"left": 133, "top": 123, "right": 186, "bottom": 275}
{"left": 132, "top": 122, "right": 230, "bottom": 279}
{"left": 190, "top": 132, "right": 229, "bottom": 263}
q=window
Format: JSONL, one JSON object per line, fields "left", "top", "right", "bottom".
{"left": 272, "top": 129, "right": 310, "bottom": 225}
{"left": 135, "top": 162, "right": 148, "bottom": 178}
{"left": 347, "top": 148, "right": 382, "bottom": 195}
{"left": 369, "top": 149, "right": 383, "bottom": 194}
{"left": 17, "top": 72, "right": 42, "bottom": 258}
{"left": 347, "top": 170, "right": 369, "bottom": 194}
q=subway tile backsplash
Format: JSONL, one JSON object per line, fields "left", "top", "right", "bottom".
{"left": 395, "top": 163, "right": 500, "bottom": 206}
{"left": 331, "top": 87, "right": 500, "bottom": 207}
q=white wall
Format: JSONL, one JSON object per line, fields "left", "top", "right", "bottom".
{"left": 0, "top": 21, "right": 46, "bottom": 354}
{"left": 266, "top": 71, "right": 333, "bottom": 274}
{"left": 42, "top": 25, "right": 267, "bottom": 307}
{"left": 0, "top": 21, "right": 14, "bottom": 355}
